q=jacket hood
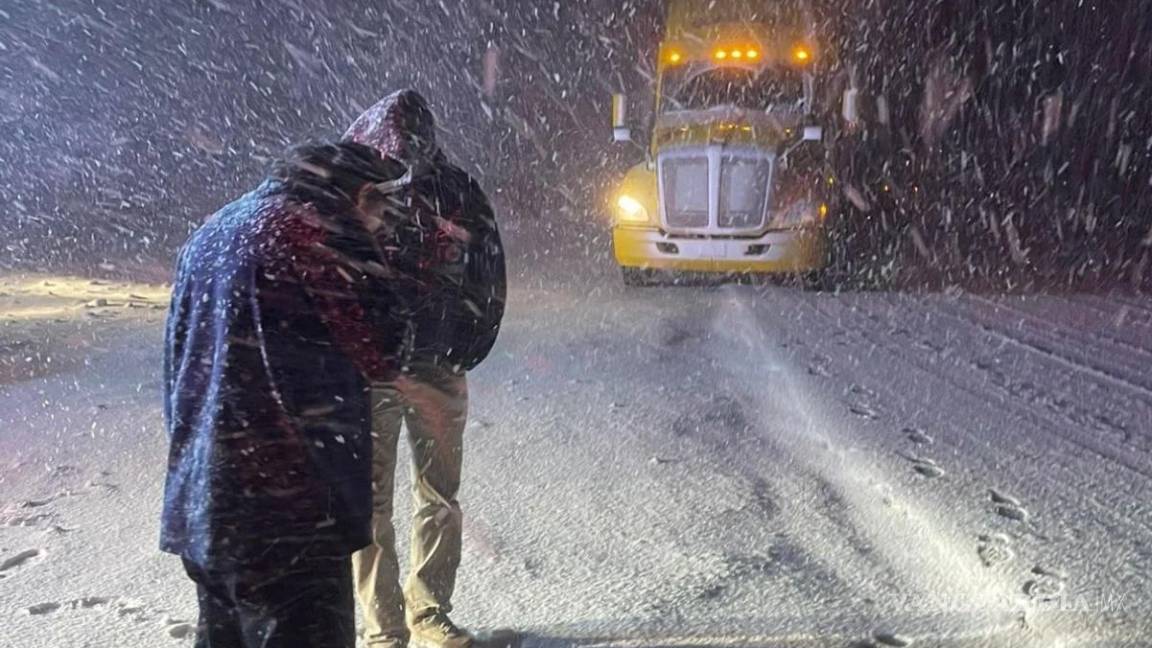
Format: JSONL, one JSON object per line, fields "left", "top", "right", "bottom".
{"left": 343, "top": 89, "right": 440, "bottom": 167}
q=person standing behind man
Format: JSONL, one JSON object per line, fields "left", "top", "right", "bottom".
{"left": 162, "top": 142, "right": 411, "bottom": 648}
{"left": 343, "top": 90, "right": 507, "bottom": 648}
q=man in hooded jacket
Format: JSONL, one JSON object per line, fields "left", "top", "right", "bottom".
{"left": 162, "top": 141, "right": 410, "bottom": 648}
{"left": 342, "top": 90, "right": 506, "bottom": 648}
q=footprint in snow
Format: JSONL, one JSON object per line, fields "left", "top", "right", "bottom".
{"left": 916, "top": 338, "right": 946, "bottom": 354}
{"left": 1, "top": 512, "right": 52, "bottom": 528}
{"left": 26, "top": 602, "right": 62, "bottom": 616}
{"left": 977, "top": 534, "right": 1014, "bottom": 568}
{"left": 901, "top": 454, "right": 944, "bottom": 479}
{"left": 17, "top": 498, "right": 55, "bottom": 509}
{"left": 903, "top": 427, "right": 934, "bottom": 445}
{"left": 912, "top": 462, "right": 944, "bottom": 479}
{"left": 0, "top": 548, "right": 44, "bottom": 577}
{"left": 472, "top": 628, "right": 521, "bottom": 648}
{"left": 808, "top": 354, "right": 832, "bottom": 377}
{"left": 995, "top": 504, "right": 1029, "bottom": 522}
{"left": 49, "top": 464, "right": 80, "bottom": 477}
{"left": 116, "top": 598, "right": 150, "bottom": 619}
{"left": 989, "top": 489, "right": 1021, "bottom": 507}
{"left": 871, "top": 631, "right": 913, "bottom": 647}
{"left": 849, "top": 403, "right": 880, "bottom": 420}
{"left": 907, "top": 458, "right": 944, "bottom": 479}
{"left": 167, "top": 622, "right": 195, "bottom": 639}
{"left": 22, "top": 596, "right": 115, "bottom": 616}
{"left": 989, "top": 489, "right": 1029, "bottom": 522}
{"left": 848, "top": 383, "right": 878, "bottom": 399}
{"left": 1023, "top": 565, "right": 1067, "bottom": 602}
{"left": 659, "top": 326, "right": 698, "bottom": 347}
{"left": 85, "top": 480, "right": 121, "bottom": 494}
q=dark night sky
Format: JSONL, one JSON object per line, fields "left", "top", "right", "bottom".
{"left": 2, "top": 0, "right": 1150, "bottom": 287}
{"left": 0, "top": 0, "right": 658, "bottom": 270}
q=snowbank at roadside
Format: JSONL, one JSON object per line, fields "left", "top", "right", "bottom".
{"left": 0, "top": 275, "right": 170, "bottom": 384}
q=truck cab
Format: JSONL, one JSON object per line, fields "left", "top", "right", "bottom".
{"left": 609, "top": 0, "right": 835, "bottom": 285}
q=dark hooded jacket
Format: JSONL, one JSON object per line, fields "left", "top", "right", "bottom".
{"left": 344, "top": 90, "right": 506, "bottom": 372}
{"left": 161, "top": 143, "right": 408, "bottom": 569}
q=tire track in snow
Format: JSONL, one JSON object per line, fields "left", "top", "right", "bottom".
{"left": 1096, "top": 293, "right": 1152, "bottom": 318}
{"left": 1061, "top": 294, "right": 1152, "bottom": 329}
{"left": 708, "top": 293, "right": 1021, "bottom": 638}
{"left": 766, "top": 293, "right": 1152, "bottom": 634}
{"left": 913, "top": 295, "right": 1148, "bottom": 448}
{"left": 932, "top": 296, "right": 1152, "bottom": 401}
{"left": 964, "top": 294, "right": 1152, "bottom": 388}
{"left": 719, "top": 289, "right": 1152, "bottom": 640}
{"left": 847, "top": 294, "right": 1152, "bottom": 480}
{"left": 794, "top": 292, "right": 1152, "bottom": 541}
{"left": 916, "top": 302, "right": 1152, "bottom": 466}
{"left": 641, "top": 298, "right": 882, "bottom": 617}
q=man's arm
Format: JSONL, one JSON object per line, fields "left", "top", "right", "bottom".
{"left": 162, "top": 245, "right": 191, "bottom": 434}
{"left": 461, "top": 178, "right": 506, "bottom": 370}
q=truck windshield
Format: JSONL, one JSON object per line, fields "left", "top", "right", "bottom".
{"left": 662, "top": 67, "right": 805, "bottom": 113}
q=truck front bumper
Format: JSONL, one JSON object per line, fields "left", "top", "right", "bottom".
{"left": 613, "top": 226, "right": 828, "bottom": 274}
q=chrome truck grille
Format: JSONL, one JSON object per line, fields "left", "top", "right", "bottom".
{"left": 661, "top": 156, "right": 710, "bottom": 229}
{"left": 659, "top": 149, "right": 773, "bottom": 234}
{"left": 719, "top": 156, "right": 773, "bottom": 229}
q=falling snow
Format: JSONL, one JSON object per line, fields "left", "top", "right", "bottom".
{"left": 2, "top": 1, "right": 1152, "bottom": 647}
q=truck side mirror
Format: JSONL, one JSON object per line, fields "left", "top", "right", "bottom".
{"left": 612, "top": 93, "right": 632, "bottom": 143}
{"left": 802, "top": 126, "right": 823, "bottom": 142}
{"left": 841, "top": 87, "right": 860, "bottom": 127}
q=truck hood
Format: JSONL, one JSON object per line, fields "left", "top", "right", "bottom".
{"left": 654, "top": 107, "right": 805, "bottom": 150}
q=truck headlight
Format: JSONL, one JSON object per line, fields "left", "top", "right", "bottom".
{"left": 616, "top": 195, "right": 649, "bottom": 224}
{"left": 771, "top": 199, "right": 818, "bottom": 228}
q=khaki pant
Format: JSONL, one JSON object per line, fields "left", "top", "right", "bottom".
{"left": 352, "top": 365, "right": 468, "bottom": 646}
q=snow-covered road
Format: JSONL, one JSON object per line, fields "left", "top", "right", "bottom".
{"left": 2, "top": 272, "right": 1150, "bottom": 647}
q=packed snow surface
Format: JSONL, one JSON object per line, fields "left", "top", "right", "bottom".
{"left": 2, "top": 269, "right": 1151, "bottom": 647}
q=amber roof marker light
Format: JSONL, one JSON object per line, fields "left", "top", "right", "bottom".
{"left": 714, "top": 47, "right": 762, "bottom": 62}
{"left": 793, "top": 46, "right": 812, "bottom": 63}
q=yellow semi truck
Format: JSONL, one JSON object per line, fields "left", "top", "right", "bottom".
{"left": 608, "top": 0, "right": 836, "bottom": 285}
